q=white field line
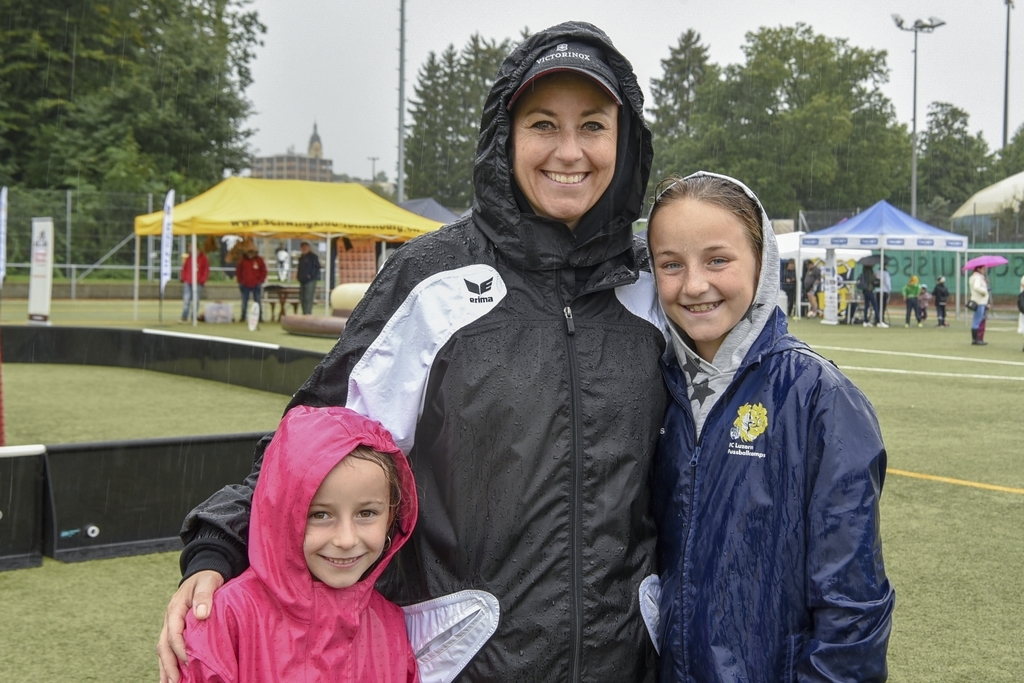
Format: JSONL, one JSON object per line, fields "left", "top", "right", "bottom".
{"left": 840, "top": 366, "right": 1024, "bottom": 382}
{"left": 813, "top": 345, "right": 1024, "bottom": 368}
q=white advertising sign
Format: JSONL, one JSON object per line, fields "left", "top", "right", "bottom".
{"left": 28, "top": 217, "right": 55, "bottom": 324}
{"left": 160, "top": 189, "right": 175, "bottom": 295}
{"left": 821, "top": 248, "right": 838, "bottom": 325}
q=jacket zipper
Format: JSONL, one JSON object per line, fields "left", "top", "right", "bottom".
{"left": 563, "top": 305, "right": 582, "bottom": 680}
{"left": 676, "top": 358, "right": 753, "bottom": 681}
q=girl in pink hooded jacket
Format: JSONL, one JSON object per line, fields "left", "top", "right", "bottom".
{"left": 179, "top": 405, "right": 419, "bottom": 682}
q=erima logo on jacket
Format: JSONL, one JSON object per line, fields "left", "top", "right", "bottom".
{"left": 465, "top": 278, "right": 494, "bottom": 303}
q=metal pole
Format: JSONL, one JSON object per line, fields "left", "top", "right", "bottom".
{"left": 911, "top": 29, "right": 919, "bottom": 218}
{"left": 147, "top": 193, "right": 153, "bottom": 282}
{"left": 396, "top": 0, "right": 406, "bottom": 203}
{"left": 1004, "top": 0, "right": 1014, "bottom": 149}
{"left": 893, "top": 16, "right": 945, "bottom": 218}
{"left": 133, "top": 235, "right": 140, "bottom": 321}
{"left": 191, "top": 233, "right": 198, "bottom": 325}
{"left": 65, "top": 189, "right": 72, "bottom": 277}
{"left": 368, "top": 156, "right": 379, "bottom": 183}
{"left": 324, "top": 236, "right": 331, "bottom": 317}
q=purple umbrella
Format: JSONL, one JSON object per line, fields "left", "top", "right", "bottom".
{"left": 962, "top": 255, "right": 1009, "bottom": 271}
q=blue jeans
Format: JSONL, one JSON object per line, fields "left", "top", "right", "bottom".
{"left": 971, "top": 304, "right": 986, "bottom": 329}
{"left": 181, "top": 283, "right": 203, "bottom": 320}
{"left": 863, "top": 290, "right": 880, "bottom": 323}
{"left": 905, "top": 297, "right": 920, "bottom": 324}
{"left": 240, "top": 285, "right": 262, "bottom": 321}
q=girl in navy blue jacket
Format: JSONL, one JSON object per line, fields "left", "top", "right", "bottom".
{"left": 646, "top": 172, "right": 895, "bottom": 682}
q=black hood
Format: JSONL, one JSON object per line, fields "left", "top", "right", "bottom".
{"left": 472, "top": 22, "right": 653, "bottom": 272}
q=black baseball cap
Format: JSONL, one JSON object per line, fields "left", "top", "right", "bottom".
{"left": 508, "top": 40, "right": 622, "bottom": 110}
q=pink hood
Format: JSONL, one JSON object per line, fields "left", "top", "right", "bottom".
{"left": 182, "top": 406, "right": 419, "bottom": 682}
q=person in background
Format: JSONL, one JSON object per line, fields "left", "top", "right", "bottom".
{"left": 903, "top": 275, "right": 922, "bottom": 327}
{"left": 177, "top": 406, "right": 418, "bottom": 683}
{"left": 933, "top": 275, "right": 950, "bottom": 327}
{"left": 159, "top": 23, "right": 668, "bottom": 683}
{"left": 780, "top": 259, "right": 797, "bottom": 316}
{"left": 803, "top": 260, "right": 821, "bottom": 318}
{"left": 274, "top": 244, "right": 291, "bottom": 282}
{"left": 235, "top": 243, "right": 267, "bottom": 322}
{"left": 180, "top": 246, "right": 210, "bottom": 324}
{"left": 969, "top": 265, "right": 989, "bottom": 346}
{"left": 296, "top": 241, "right": 321, "bottom": 315}
{"left": 858, "top": 265, "right": 881, "bottom": 327}
{"left": 1017, "top": 274, "right": 1024, "bottom": 352}
{"left": 647, "top": 172, "right": 893, "bottom": 681}
{"left": 918, "top": 284, "right": 931, "bottom": 323}
{"left": 979, "top": 269, "right": 993, "bottom": 344}
{"left": 878, "top": 268, "right": 891, "bottom": 322}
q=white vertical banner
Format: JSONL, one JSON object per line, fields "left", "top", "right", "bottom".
{"left": 28, "top": 217, "right": 55, "bottom": 324}
{"left": 821, "top": 248, "right": 839, "bottom": 325}
{"left": 160, "top": 189, "right": 175, "bottom": 295}
{"left": 0, "top": 186, "right": 8, "bottom": 288}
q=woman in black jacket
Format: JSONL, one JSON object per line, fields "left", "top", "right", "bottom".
{"left": 159, "top": 23, "right": 666, "bottom": 683}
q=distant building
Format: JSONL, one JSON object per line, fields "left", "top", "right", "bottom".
{"left": 249, "top": 124, "right": 395, "bottom": 287}
{"left": 250, "top": 124, "right": 334, "bottom": 182}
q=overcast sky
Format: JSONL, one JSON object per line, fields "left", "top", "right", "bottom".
{"left": 244, "top": 0, "right": 1023, "bottom": 184}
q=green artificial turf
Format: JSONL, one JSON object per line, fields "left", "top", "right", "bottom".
{"left": 0, "top": 553, "right": 181, "bottom": 682}
{"left": 2, "top": 364, "right": 290, "bottom": 445}
{"left": 1, "top": 310, "right": 1022, "bottom": 681}
{"left": 793, "top": 316, "right": 1024, "bottom": 681}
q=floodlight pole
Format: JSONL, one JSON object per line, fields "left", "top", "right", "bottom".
{"left": 396, "top": 0, "right": 406, "bottom": 203}
{"left": 1004, "top": 0, "right": 1015, "bottom": 149}
{"left": 894, "top": 16, "right": 946, "bottom": 218}
{"left": 368, "top": 156, "right": 379, "bottom": 182}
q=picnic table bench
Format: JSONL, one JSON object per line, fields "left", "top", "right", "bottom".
{"left": 263, "top": 285, "right": 301, "bottom": 321}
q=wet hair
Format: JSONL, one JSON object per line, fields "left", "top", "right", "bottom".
{"left": 346, "top": 446, "right": 403, "bottom": 532}
{"left": 648, "top": 174, "right": 764, "bottom": 259}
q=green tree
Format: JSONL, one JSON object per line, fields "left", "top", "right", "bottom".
{"left": 647, "top": 30, "right": 715, "bottom": 193}
{"left": 404, "top": 33, "right": 511, "bottom": 210}
{"left": 995, "top": 122, "right": 1024, "bottom": 179}
{"left": 652, "top": 24, "right": 909, "bottom": 217}
{"left": 0, "top": 0, "right": 264, "bottom": 194}
{"left": 917, "top": 102, "right": 994, "bottom": 212}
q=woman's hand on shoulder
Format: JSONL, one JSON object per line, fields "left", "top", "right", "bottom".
{"left": 158, "top": 570, "right": 225, "bottom": 683}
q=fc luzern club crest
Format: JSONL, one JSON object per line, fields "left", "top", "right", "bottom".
{"left": 731, "top": 403, "right": 768, "bottom": 442}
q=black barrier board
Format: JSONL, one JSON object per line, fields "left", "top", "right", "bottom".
{"left": 44, "top": 433, "right": 266, "bottom": 562}
{"left": 0, "top": 326, "right": 324, "bottom": 396}
{"left": 0, "top": 452, "right": 45, "bottom": 570}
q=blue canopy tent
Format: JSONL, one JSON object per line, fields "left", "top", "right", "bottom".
{"left": 399, "top": 198, "right": 461, "bottom": 225}
{"left": 798, "top": 200, "right": 969, "bottom": 321}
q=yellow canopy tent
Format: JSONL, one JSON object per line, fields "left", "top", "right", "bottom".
{"left": 133, "top": 177, "right": 442, "bottom": 239}
{"left": 132, "top": 177, "right": 443, "bottom": 321}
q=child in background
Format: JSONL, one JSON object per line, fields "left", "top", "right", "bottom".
{"left": 647, "top": 172, "right": 893, "bottom": 681}
{"left": 903, "top": 275, "right": 922, "bottom": 327}
{"left": 178, "top": 406, "right": 419, "bottom": 683}
{"left": 933, "top": 276, "right": 950, "bottom": 327}
{"left": 918, "top": 284, "right": 931, "bottom": 323}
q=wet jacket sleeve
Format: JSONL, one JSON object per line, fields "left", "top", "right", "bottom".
{"left": 799, "top": 382, "right": 895, "bottom": 682}
{"left": 178, "top": 660, "right": 231, "bottom": 683}
{"left": 179, "top": 250, "right": 419, "bottom": 580}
